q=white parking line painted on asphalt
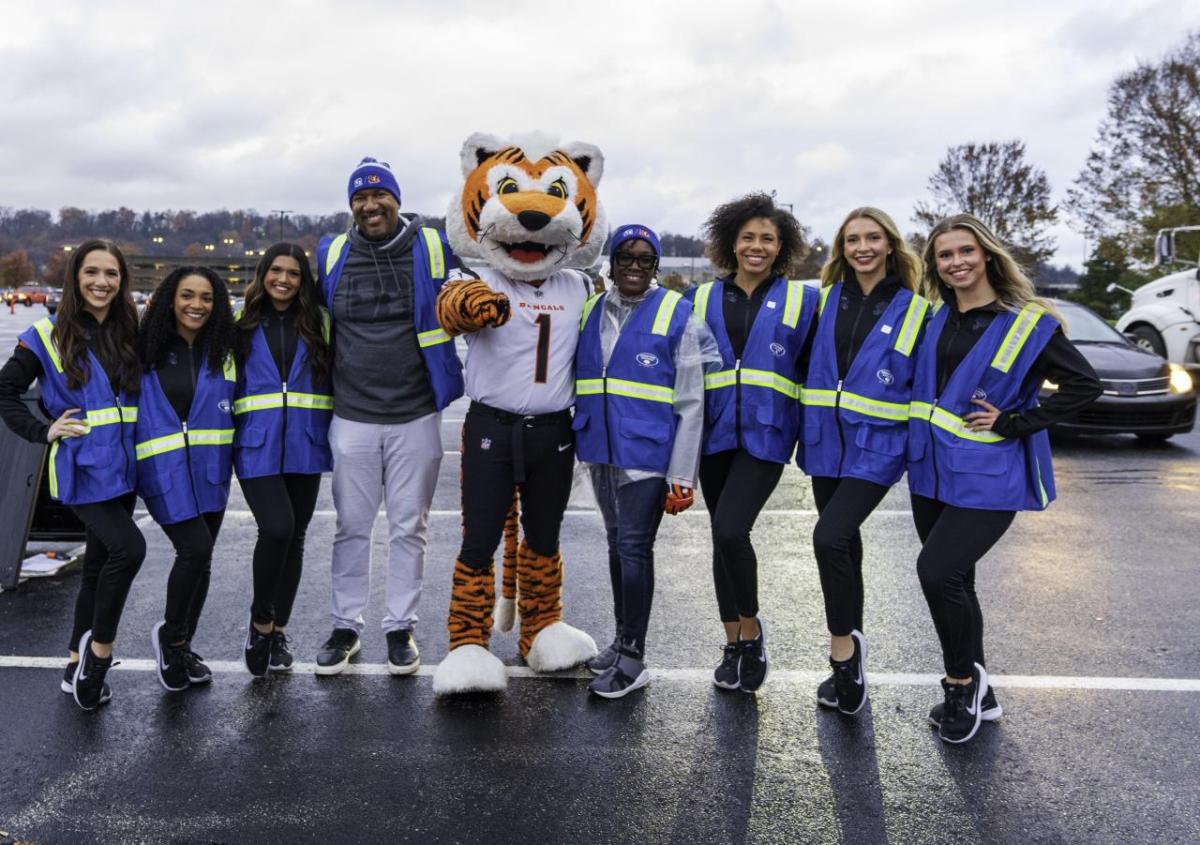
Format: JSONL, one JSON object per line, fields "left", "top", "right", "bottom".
{"left": 215, "top": 509, "right": 916, "bottom": 519}
{"left": 4, "top": 656, "right": 1199, "bottom": 691}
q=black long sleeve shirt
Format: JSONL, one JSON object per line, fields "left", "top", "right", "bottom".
{"left": 154, "top": 333, "right": 205, "bottom": 423}
{"left": 720, "top": 276, "right": 818, "bottom": 371}
{"left": 831, "top": 275, "right": 906, "bottom": 380}
{"left": 934, "top": 295, "right": 1101, "bottom": 439}
{"left": 0, "top": 312, "right": 124, "bottom": 444}
{"left": 257, "top": 299, "right": 300, "bottom": 382}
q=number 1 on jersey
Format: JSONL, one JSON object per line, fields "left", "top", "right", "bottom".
{"left": 533, "top": 313, "right": 551, "bottom": 383}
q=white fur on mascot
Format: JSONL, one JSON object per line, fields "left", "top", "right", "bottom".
{"left": 431, "top": 132, "right": 605, "bottom": 695}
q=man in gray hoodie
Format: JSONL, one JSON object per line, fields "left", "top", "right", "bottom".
{"left": 314, "top": 158, "right": 465, "bottom": 676}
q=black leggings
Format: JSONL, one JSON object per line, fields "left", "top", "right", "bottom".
{"left": 240, "top": 473, "right": 322, "bottom": 628}
{"left": 161, "top": 510, "right": 225, "bottom": 644}
{"left": 911, "top": 494, "right": 1015, "bottom": 678}
{"left": 69, "top": 493, "right": 147, "bottom": 650}
{"left": 457, "top": 405, "right": 575, "bottom": 570}
{"left": 699, "top": 449, "right": 784, "bottom": 623}
{"left": 812, "top": 475, "right": 891, "bottom": 637}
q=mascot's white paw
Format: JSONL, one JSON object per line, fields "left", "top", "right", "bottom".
{"left": 432, "top": 645, "right": 507, "bottom": 696}
{"left": 493, "top": 597, "right": 517, "bottom": 633}
{"left": 525, "top": 622, "right": 598, "bottom": 673}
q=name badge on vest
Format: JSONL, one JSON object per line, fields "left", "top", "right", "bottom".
{"left": 880, "top": 324, "right": 893, "bottom": 334}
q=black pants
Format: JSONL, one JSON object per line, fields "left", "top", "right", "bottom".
{"left": 69, "top": 493, "right": 146, "bottom": 650}
{"left": 161, "top": 510, "right": 226, "bottom": 644}
{"left": 699, "top": 449, "right": 784, "bottom": 623}
{"left": 240, "top": 473, "right": 322, "bottom": 628}
{"left": 911, "top": 494, "right": 1015, "bottom": 678}
{"left": 457, "top": 403, "right": 575, "bottom": 570}
{"left": 812, "top": 475, "right": 891, "bottom": 636}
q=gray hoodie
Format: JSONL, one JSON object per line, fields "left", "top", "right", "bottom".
{"left": 331, "top": 213, "right": 437, "bottom": 424}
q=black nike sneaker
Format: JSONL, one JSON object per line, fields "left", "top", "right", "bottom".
{"left": 738, "top": 619, "right": 768, "bottom": 693}
{"left": 62, "top": 661, "right": 78, "bottom": 694}
{"left": 938, "top": 663, "right": 988, "bottom": 744}
{"left": 831, "top": 629, "right": 868, "bottom": 715}
{"left": 72, "top": 631, "right": 114, "bottom": 711}
{"left": 151, "top": 621, "right": 190, "bottom": 692}
{"left": 244, "top": 621, "right": 272, "bottom": 678}
{"left": 713, "top": 642, "right": 740, "bottom": 690}
{"left": 183, "top": 648, "right": 212, "bottom": 685}
{"left": 929, "top": 686, "right": 1002, "bottom": 726}
{"left": 269, "top": 631, "right": 294, "bottom": 673}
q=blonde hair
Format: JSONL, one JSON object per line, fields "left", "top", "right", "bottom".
{"left": 820, "top": 207, "right": 923, "bottom": 292}
{"left": 921, "top": 213, "right": 1060, "bottom": 321}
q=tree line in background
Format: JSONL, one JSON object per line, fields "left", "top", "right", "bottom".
{"left": 2, "top": 32, "right": 1195, "bottom": 314}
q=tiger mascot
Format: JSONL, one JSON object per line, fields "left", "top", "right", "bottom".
{"left": 431, "top": 132, "right": 605, "bottom": 695}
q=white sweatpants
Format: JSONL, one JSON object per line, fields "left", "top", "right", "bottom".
{"left": 328, "top": 413, "right": 442, "bottom": 634}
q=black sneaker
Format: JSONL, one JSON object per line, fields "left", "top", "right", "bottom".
{"left": 244, "top": 621, "right": 273, "bottom": 677}
{"left": 713, "top": 642, "right": 741, "bottom": 690}
{"left": 587, "top": 636, "right": 620, "bottom": 676}
{"left": 62, "top": 661, "right": 78, "bottom": 694}
{"left": 315, "top": 628, "right": 360, "bottom": 676}
{"left": 386, "top": 629, "right": 420, "bottom": 676}
{"left": 817, "top": 674, "right": 838, "bottom": 708}
{"left": 72, "top": 631, "right": 114, "bottom": 711}
{"left": 738, "top": 620, "right": 768, "bottom": 693}
{"left": 588, "top": 649, "right": 650, "bottom": 699}
{"left": 183, "top": 648, "right": 212, "bottom": 685}
{"left": 938, "top": 663, "right": 989, "bottom": 745}
{"left": 151, "top": 621, "right": 190, "bottom": 692}
{"left": 929, "top": 686, "right": 1002, "bottom": 726}
{"left": 269, "top": 631, "right": 294, "bottom": 673}
{"left": 831, "top": 630, "right": 868, "bottom": 715}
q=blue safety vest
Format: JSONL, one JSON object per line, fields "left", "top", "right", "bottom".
{"left": 135, "top": 351, "right": 237, "bottom": 525}
{"left": 317, "top": 227, "right": 464, "bottom": 411}
{"left": 573, "top": 287, "right": 691, "bottom": 474}
{"left": 18, "top": 317, "right": 137, "bottom": 505}
{"left": 233, "top": 310, "right": 333, "bottom": 479}
{"left": 689, "top": 277, "right": 818, "bottom": 464}
{"left": 907, "top": 302, "right": 1058, "bottom": 511}
{"left": 801, "top": 283, "right": 929, "bottom": 484}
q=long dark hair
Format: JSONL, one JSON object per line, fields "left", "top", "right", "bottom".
{"left": 236, "top": 242, "right": 331, "bottom": 383}
{"left": 53, "top": 239, "right": 141, "bottom": 393}
{"left": 138, "top": 266, "right": 238, "bottom": 373}
{"left": 703, "top": 192, "right": 808, "bottom": 278}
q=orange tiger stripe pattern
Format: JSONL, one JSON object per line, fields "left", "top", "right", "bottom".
{"left": 461, "top": 146, "right": 599, "bottom": 247}
{"left": 436, "top": 279, "right": 509, "bottom": 337}
{"left": 448, "top": 559, "right": 495, "bottom": 650}
{"left": 516, "top": 542, "right": 564, "bottom": 658}
{"left": 501, "top": 490, "right": 520, "bottom": 602}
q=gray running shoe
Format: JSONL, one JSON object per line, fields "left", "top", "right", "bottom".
{"left": 588, "top": 651, "right": 650, "bottom": 699}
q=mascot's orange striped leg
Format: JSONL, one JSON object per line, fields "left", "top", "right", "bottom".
{"left": 448, "top": 560, "right": 494, "bottom": 650}
{"left": 494, "top": 490, "right": 520, "bottom": 632}
{"left": 517, "top": 542, "right": 598, "bottom": 672}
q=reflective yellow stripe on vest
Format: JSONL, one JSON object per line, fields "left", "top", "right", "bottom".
{"left": 421, "top": 228, "right": 445, "bottom": 279}
{"left": 579, "top": 294, "right": 602, "bottom": 331}
{"left": 223, "top": 354, "right": 237, "bottom": 382}
{"left": 287, "top": 392, "right": 333, "bottom": 410}
{"left": 321, "top": 308, "right": 332, "bottom": 343}
{"left": 991, "top": 303, "right": 1046, "bottom": 373}
{"left": 651, "top": 290, "right": 683, "bottom": 336}
{"left": 418, "top": 328, "right": 452, "bottom": 348}
{"left": 135, "top": 428, "right": 234, "bottom": 460}
{"left": 48, "top": 440, "right": 60, "bottom": 498}
{"left": 34, "top": 318, "right": 63, "bottom": 373}
{"left": 819, "top": 285, "right": 833, "bottom": 315}
{"left": 704, "top": 370, "right": 736, "bottom": 390}
{"left": 909, "top": 401, "right": 1005, "bottom": 444}
{"left": 740, "top": 368, "right": 800, "bottom": 400}
{"left": 234, "top": 392, "right": 333, "bottom": 415}
{"left": 782, "top": 280, "right": 805, "bottom": 329}
{"left": 801, "top": 387, "right": 909, "bottom": 422}
{"left": 893, "top": 295, "right": 929, "bottom": 357}
{"left": 325, "top": 234, "right": 349, "bottom": 276}
{"left": 574, "top": 377, "right": 674, "bottom": 404}
{"left": 693, "top": 282, "right": 715, "bottom": 321}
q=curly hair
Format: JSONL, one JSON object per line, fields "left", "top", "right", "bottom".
{"left": 820, "top": 207, "right": 924, "bottom": 292}
{"left": 53, "top": 239, "right": 141, "bottom": 393}
{"left": 702, "top": 192, "right": 808, "bottom": 278}
{"left": 138, "top": 266, "right": 238, "bottom": 374}
{"left": 236, "top": 242, "right": 332, "bottom": 384}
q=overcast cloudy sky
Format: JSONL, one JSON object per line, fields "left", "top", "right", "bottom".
{"left": 1, "top": 0, "right": 1195, "bottom": 266}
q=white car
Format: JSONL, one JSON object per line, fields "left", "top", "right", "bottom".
{"left": 1114, "top": 267, "right": 1200, "bottom": 367}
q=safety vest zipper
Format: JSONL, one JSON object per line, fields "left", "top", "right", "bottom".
{"left": 281, "top": 380, "right": 288, "bottom": 472}
{"left": 601, "top": 365, "right": 613, "bottom": 465}
{"left": 734, "top": 358, "right": 742, "bottom": 449}
{"left": 833, "top": 378, "right": 848, "bottom": 475}
{"left": 930, "top": 397, "right": 940, "bottom": 501}
{"left": 181, "top": 419, "right": 201, "bottom": 514}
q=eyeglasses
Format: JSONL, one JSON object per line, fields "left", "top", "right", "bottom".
{"left": 613, "top": 253, "right": 658, "bottom": 270}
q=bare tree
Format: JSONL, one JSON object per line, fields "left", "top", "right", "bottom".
{"left": 1067, "top": 32, "right": 1200, "bottom": 260}
{"left": 914, "top": 140, "right": 1058, "bottom": 267}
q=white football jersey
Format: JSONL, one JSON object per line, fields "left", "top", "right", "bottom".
{"left": 464, "top": 268, "right": 590, "bottom": 414}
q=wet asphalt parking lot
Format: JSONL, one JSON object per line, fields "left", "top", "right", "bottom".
{"left": 1, "top": 306, "right": 1198, "bottom": 844}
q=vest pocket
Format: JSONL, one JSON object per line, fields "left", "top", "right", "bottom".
{"left": 619, "top": 416, "right": 668, "bottom": 444}
{"left": 234, "top": 425, "right": 268, "bottom": 448}
{"left": 854, "top": 423, "right": 906, "bottom": 457}
{"left": 571, "top": 411, "right": 590, "bottom": 432}
{"left": 306, "top": 424, "right": 329, "bottom": 447}
{"left": 206, "top": 459, "right": 233, "bottom": 486}
{"left": 941, "top": 442, "right": 1014, "bottom": 476}
{"left": 137, "top": 465, "right": 171, "bottom": 497}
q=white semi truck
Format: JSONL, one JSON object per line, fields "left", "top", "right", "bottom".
{"left": 1112, "top": 226, "right": 1200, "bottom": 370}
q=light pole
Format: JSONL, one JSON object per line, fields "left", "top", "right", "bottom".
{"left": 271, "top": 210, "right": 292, "bottom": 241}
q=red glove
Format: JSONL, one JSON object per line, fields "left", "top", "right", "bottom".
{"left": 664, "top": 483, "right": 694, "bottom": 515}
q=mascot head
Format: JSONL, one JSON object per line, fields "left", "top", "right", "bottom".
{"left": 447, "top": 132, "right": 607, "bottom": 281}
